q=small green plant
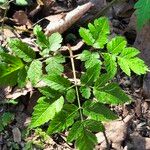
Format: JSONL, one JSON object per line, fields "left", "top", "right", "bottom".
{"left": 0, "top": 17, "right": 148, "bottom": 149}
{"left": 24, "top": 128, "right": 51, "bottom": 149}
{"left": 0, "top": 112, "right": 14, "bottom": 132}
{"left": 134, "top": 0, "right": 150, "bottom": 29}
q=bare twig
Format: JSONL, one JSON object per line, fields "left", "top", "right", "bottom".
{"left": 60, "top": 41, "right": 84, "bottom": 51}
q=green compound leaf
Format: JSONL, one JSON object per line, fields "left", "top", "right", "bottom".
{"left": 47, "top": 104, "right": 79, "bottom": 134}
{"left": 94, "top": 83, "right": 131, "bottom": 105}
{"left": 79, "top": 28, "right": 95, "bottom": 46}
{"left": 93, "top": 34, "right": 108, "bottom": 49}
{"left": 84, "top": 119, "right": 104, "bottom": 132}
{"left": 107, "top": 36, "right": 127, "bottom": 54}
{"left": 118, "top": 47, "right": 148, "bottom": 76}
{"left": 77, "top": 50, "right": 100, "bottom": 69}
{"left": 81, "top": 63, "right": 101, "bottom": 86}
{"left": 17, "top": 67, "right": 27, "bottom": 88}
{"left": 93, "top": 17, "right": 110, "bottom": 38}
{"left": 0, "top": 53, "right": 24, "bottom": 86}
{"left": 33, "top": 25, "right": 49, "bottom": 49}
{"left": 66, "top": 88, "right": 76, "bottom": 103}
{"left": 83, "top": 100, "right": 118, "bottom": 121}
{"left": 67, "top": 119, "right": 104, "bottom": 144}
{"left": 27, "top": 60, "right": 43, "bottom": 86}
{"left": 42, "top": 75, "right": 71, "bottom": 92}
{"left": 67, "top": 121, "right": 83, "bottom": 143}
{"left": 92, "top": 17, "right": 110, "bottom": 49}
{"left": 88, "top": 23, "right": 97, "bottom": 38}
{"left": 0, "top": 52, "right": 23, "bottom": 65}
{"left": 118, "top": 57, "right": 131, "bottom": 76}
{"left": 91, "top": 17, "right": 110, "bottom": 48}
{"left": 48, "top": 33, "right": 62, "bottom": 52}
{"left": 30, "top": 96, "right": 64, "bottom": 128}
{"left": 77, "top": 50, "right": 92, "bottom": 61}
{"left": 41, "top": 33, "right": 63, "bottom": 56}
{"left": 120, "top": 47, "right": 140, "bottom": 58}
{"left": 94, "top": 73, "right": 111, "bottom": 88}
{"left": 8, "top": 39, "right": 36, "bottom": 62}
{"left": 0, "top": 63, "right": 19, "bottom": 86}
{"left": 75, "top": 129, "right": 97, "bottom": 150}
{"left": 79, "top": 86, "right": 91, "bottom": 99}
{"left": 85, "top": 56, "right": 100, "bottom": 69}
{"left": 129, "top": 58, "right": 149, "bottom": 75}
{"left": 45, "top": 54, "right": 65, "bottom": 75}
{"left": 134, "top": 0, "right": 150, "bottom": 29}
{"left": 38, "top": 86, "right": 60, "bottom": 99}
{"left": 79, "top": 17, "right": 110, "bottom": 49}
{"left": 34, "top": 25, "right": 62, "bottom": 56}
{"left": 103, "top": 53, "right": 117, "bottom": 79}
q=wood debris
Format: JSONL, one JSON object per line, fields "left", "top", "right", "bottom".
{"left": 45, "top": 2, "right": 93, "bottom": 35}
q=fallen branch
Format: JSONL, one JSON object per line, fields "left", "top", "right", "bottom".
{"left": 45, "top": 2, "right": 93, "bottom": 36}
{"left": 60, "top": 40, "right": 84, "bottom": 51}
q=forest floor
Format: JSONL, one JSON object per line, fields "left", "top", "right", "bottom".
{"left": 0, "top": 0, "right": 150, "bottom": 149}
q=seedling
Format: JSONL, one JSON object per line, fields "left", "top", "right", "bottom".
{"left": 0, "top": 17, "right": 148, "bottom": 150}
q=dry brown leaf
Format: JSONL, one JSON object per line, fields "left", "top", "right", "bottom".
{"left": 12, "top": 127, "right": 21, "bottom": 143}
{"left": 6, "top": 83, "right": 33, "bottom": 99}
{"left": 6, "top": 89, "right": 31, "bottom": 99}
{"left": 13, "top": 11, "right": 32, "bottom": 27}
{"left": 96, "top": 115, "right": 133, "bottom": 150}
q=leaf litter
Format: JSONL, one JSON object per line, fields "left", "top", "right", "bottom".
{"left": 0, "top": 0, "right": 150, "bottom": 150}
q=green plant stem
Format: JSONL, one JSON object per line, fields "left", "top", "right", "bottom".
{"left": 67, "top": 84, "right": 76, "bottom": 90}
{"left": 68, "top": 45, "right": 83, "bottom": 122}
